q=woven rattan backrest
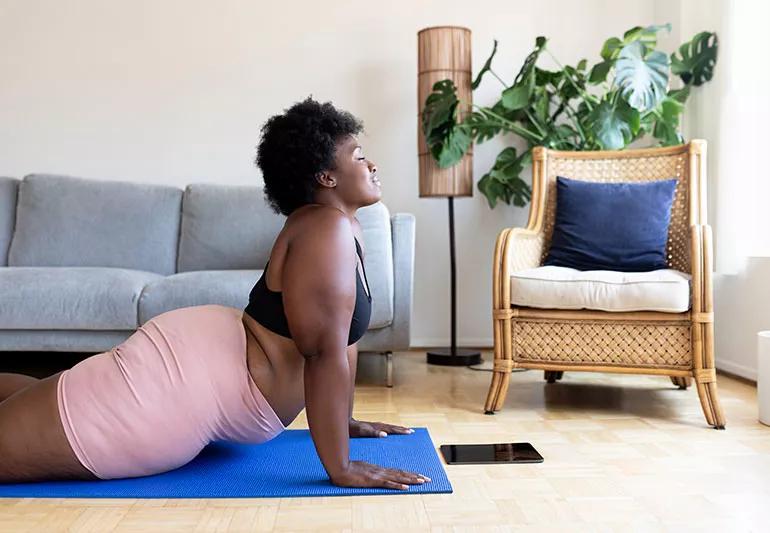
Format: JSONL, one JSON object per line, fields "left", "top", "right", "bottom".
{"left": 537, "top": 145, "right": 693, "bottom": 272}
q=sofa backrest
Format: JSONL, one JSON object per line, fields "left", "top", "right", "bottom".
{"left": 8, "top": 174, "right": 183, "bottom": 275}
{"left": 177, "top": 184, "right": 285, "bottom": 272}
{"left": 0, "top": 177, "right": 19, "bottom": 266}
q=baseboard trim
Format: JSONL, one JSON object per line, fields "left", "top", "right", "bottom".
{"left": 411, "top": 338, "right": 493, "bottom": 349}
{"left": 716, "top": 359, "right": 757, "bottom": 382}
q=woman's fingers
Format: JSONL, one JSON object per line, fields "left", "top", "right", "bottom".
{"left": 381, "top": 480, "right": 408, "bottom": 490}
{"left": 382, "top": 423, "right": 413, "bottom": 434}
{"left": 382, "top": 467, "right": 430, "bottom": 484}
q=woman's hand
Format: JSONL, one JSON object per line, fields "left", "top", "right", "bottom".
{"left": 331, "top": 461, "right": 431, "bottom": 490}
{"left": 349, "top": 419, "right": 414, "bottom": 438}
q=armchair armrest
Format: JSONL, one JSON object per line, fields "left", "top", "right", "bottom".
{"left": 493, "top": 227, "right": 545, "bottom": 310}
{"left": 690, "top": 224, "right": 714, "bottom": 319}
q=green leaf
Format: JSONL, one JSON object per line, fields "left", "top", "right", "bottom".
{"left": 585, "top": 97, "right": 640, "bottom": 149}
{"left": 601, "top": 37, "right": 623, "bottom": 60}
{"left": 501, "top": 80, "right": 533, "bottom": 110}
{"left": 421, "top": 79, "right": 459, "bottom": 146}
{"left": 464, "top": 110, "right": 502, "bottom": 144}
{"left": 622, "top": 23, "right": 671, "bottom": 50}
{"left": 472, "top": 39, "right": 498, "bottom": 90}
{"left": 432, "top": 124, "right": 472, "bottom": 168}
{"left": 489, "top": 147, "right": 524, "bottom": 181}
{"left": 534, "top": 86, "right": 550, "bottom": 123}
{"left": 535, "top": 67, "right": 562, "bottom": 86}
{"left": 477, "top": 149, "right": 532, "bottom": 208}
{"left": 576, "top": 59, "right": 587, "bottom": 71}
{"left": 421, "top": 79, "right": 472, "bottom": 167}
{"left": 614, "top": 41, "right": 669, "bottom": 112}
{"left": 671, "top": 31, "right": 718, "bottom": 86}
{"left": 668, "top": 85, "right": 691, "bottom": 104}
{"left": 478, "top": 173, "right": 504, "bottom": 209}
{"left": 589, "top": 60, "right": 612, "bottom": 84}
{"left": 502, "top": 36, "right": 547, "bottom": 110}
{"left": 652, "top": 96, "right": 684, "bottom": 146}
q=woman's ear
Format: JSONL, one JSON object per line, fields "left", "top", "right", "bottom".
{"left": 315, "top": 171, "right": 336, "bottom": 189}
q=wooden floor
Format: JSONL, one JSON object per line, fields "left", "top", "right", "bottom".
{"left": 2, "top": 349, "right": 770, "bottom": 532}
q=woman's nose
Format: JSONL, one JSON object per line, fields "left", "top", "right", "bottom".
{"left": 368, "top": 161, "right": 377, "bottom": 173}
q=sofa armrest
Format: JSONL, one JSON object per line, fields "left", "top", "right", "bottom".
{"left": 389, "top": 213, "right": 415, "bottom": 351}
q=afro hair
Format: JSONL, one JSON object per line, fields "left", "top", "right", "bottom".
{"left": 256, "top": 97, "right": 364, "bottom": 216}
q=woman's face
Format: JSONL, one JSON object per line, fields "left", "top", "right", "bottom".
{"left": 329, "top": 135, "right": 381, "bottom": 207}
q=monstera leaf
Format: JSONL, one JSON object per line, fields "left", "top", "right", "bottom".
{"left": 433, "top": 124, "right": 472, "bottom": 168}
{"left": 472, "top": 40, "right": 498, "bottom": 90}
{"left": 651, "top": 96, "right": 685, "bottom": 146}
{"left": 421, "top": 79, "right": 459, "bottom": 146}
{"left": 478, "top": 147, "right": 532, "bottom": 208}
{"left": 614, "top": 41, "right": 670, "bottom": 112}
{"left": 671, "top": 31, "right": 718, "bottom": 86}
{"left": 585, "top": 97, "right": 640, "bottom": 150}
{"left": 501, "top": 37, "right": 547, "bottom": 111}
{"left": 591, "top": 24, "right": 671, "bottom": 86}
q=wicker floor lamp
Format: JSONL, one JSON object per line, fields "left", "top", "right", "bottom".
{"left": 418, "top": 26, "right": 481, "bottom": 366}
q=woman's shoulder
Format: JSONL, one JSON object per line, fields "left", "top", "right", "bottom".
{"left": 286, "top": 205, "right": 354, "bottom": 238}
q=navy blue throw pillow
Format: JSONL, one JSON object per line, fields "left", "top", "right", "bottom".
{"left": 543, "top": 176, "right": 678, "bottom": 272}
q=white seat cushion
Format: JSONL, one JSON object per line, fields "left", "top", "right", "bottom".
{"left": 510, "top": 266, "right": 691, "bottom": 313}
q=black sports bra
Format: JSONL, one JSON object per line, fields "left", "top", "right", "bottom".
{"left": 244, "top": 239, "right": 372, "bottom": 346}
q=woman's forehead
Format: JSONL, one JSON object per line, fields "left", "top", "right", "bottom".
{"left": 339, "top": 134, "right": 359, "bottom": 149}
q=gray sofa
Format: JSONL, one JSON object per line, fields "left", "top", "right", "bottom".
{"left": 0, "top": 174, "right": 415, "bottom": 386}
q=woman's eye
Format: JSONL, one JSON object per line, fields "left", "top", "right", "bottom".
{"left": 357, "top": 157, "right": 366, "bottom": 161}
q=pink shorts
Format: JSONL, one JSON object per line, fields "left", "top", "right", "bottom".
{"left": 56, "top": 304, "right": 285, "bottom": 480}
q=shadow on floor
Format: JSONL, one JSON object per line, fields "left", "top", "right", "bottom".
{"left": 0, "top": 351, "right": 95, "bottom": 378}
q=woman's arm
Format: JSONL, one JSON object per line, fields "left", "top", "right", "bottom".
{"left": 282, "top": 211, "right": 355, "bottom": 481}
{"left": 282, "top": 209, "right": 428, "bottom": 489}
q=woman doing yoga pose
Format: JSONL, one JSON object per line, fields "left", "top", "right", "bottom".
{"left": 0, "top": 98, "right": 430, "bottom": 490}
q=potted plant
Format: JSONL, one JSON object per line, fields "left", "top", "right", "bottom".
{"left": 421, "top": 24, "right": 718, "bottom": 208}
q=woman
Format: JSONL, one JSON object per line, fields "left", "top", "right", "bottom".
{"left": 0, "top": 98, "right": 430, "bottom": 491}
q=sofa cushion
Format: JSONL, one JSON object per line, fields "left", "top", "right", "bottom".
{"left": 0, "top": 177, "right": 19, "bottom": 266}
{"left": 138, "top": 270, "right": 262, "bottom": 325}
{"left": 510, "top": 266, "right": 691, "bottom": 313}
{"left": 177, "top": 184, "right": 285, "bottom": 272}
{"left": 8, "top": 174, "right": 183, "bottom": 275}
{"left": 0, "top": 267, "right": 163, "bottom": 329}
{"left": 356, "top": 203, "right": 394, "bottom": 329}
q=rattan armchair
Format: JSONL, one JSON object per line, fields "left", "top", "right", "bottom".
{"left": 484, "top": 140, "right": 725, "bottom": 428}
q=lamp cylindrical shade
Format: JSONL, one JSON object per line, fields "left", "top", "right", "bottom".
{"left": 417, "top": 26, "right": 473, "bottom": 198}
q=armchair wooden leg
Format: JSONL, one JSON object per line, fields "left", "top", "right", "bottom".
{"left": 695, "top": 379, "right": 725, "bottom": 429}
{"left": 485, "top": 318, "right": 513, "bottom": 413}
{"left": 670, "top": 376, "right": 691, "bottom": 389}
{"left": 693, "top": 320, "right": 726, "bottom": 428}
{"left": 485, "top": 369, "right": 513, "bottom": 414}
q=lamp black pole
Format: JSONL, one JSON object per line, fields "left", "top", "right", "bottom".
{"left": 426, "top": 197, "right": 482, "bottom": 366}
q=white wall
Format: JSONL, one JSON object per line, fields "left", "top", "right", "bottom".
{"left": 669, "top": 0, "right": 770, "bottom": 380}
{"left": 2, "top": 0, "right": 670, "bottom": 348}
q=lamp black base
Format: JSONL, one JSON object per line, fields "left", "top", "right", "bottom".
{"left": 426, "top": 348, "right": 482, "bottom": 366}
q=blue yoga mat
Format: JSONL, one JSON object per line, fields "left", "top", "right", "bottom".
{"left": 0, "top": 427, "right": 451, "bottom": 498}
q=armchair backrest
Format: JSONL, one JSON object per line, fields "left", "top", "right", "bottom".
{"left": 529, "top": 140, "right": 707, "bottom": 273}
